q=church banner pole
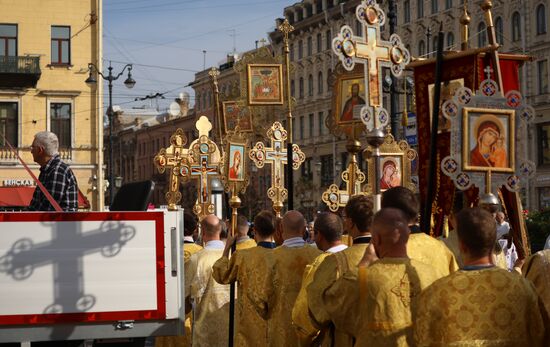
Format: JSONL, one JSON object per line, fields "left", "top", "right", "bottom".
{"left": 421, "top": 24, "right": 445, "bottom": 233}
{"left": 228, "top": 188, "right": 240, "bottom": 347}
{"left": 279, "top": 19, "right": 294, "bottom": 211}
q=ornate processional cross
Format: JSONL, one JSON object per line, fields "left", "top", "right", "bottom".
{"left": 154, "top": 129, "right": 191, "bottom": 210}
{"left": 332, "top": 0, "right": 409, "bottom": 130}
{"left": 249, "top": 122, "right": 305, "bottom": 216}
{"left": 188, "top": 116, "right": 222, "bottom": 218}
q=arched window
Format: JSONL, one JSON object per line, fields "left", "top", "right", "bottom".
{"left": 291, "top": 79, "right": 295, "bottom": 97}
{"left": 299, "top": 77, "right": 304, "bottom": 98}
{"left": 537, "top": 4, "right": 547, "bottom": 35}
{"left": 495, "top": 16, "right": 504, "bottom": 45}
{"left": 308, "top": 74, "right": 314, "bottom": 96}
{"left": 418, "top": 40, "right": 425, "bottom": 56}
{"left": 298, "top": 40, "right": 303, "bottom": 59}
{"left": 478, "top": 22, "right": 487, "bottom": 48}
{"left": 447, "top": 32, "right": 455, "bottom": 49}
{"left": 432, "top": 36, "right": 438, "bottom": 55}
{"left": 318, "top": 71, "right": 323, "bottom": 94}
{"left": 327, "top": 68, "right": 332, "bottom": 92}
{"left": 512, "top": 11, "right": 521, "bottom": 41}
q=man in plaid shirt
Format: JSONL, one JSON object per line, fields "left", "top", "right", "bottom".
{"left": 28, "top": 131, "right": 78, "bottom": 212}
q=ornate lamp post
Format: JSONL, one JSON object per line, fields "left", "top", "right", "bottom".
{"left": 85, "top": 61, "right": 135, "bottom": 206}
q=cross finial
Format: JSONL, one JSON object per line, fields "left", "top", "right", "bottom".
{"left": 196, "top": 116, "right": 213, "bottom": 137}
{"left": 484, "top": 66, "right": 493, "bottom": 80}
{"left": 278, "top": 18, "right": 294, "bottom": 40}
{"left": 208, "top": 67, "right": 219, "bottom": 80}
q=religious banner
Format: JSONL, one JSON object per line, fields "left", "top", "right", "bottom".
{"left": 222, "top": 101, "right": 253, "bottom": 134}
{"left": 247, "top": 63, "right": 284, "bottom": 105}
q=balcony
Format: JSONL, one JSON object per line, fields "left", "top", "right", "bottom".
{"left": 0, "top": 56, "right": 41, "bottom": 88}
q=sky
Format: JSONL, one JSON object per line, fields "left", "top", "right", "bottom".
{"left": 103, "top": 0, "right": 294, "bottom": 111}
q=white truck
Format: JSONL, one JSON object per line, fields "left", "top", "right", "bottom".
{"left": 0, "top": 209, "right": 185, "bottom": 345}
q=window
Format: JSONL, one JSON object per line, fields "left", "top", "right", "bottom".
{"left": 291, "top": 79, "right": 295, "bottom": 97}
{"left": 538, "top": 59, "right": 548, "bottom": 94}
{"left": 327, "top": 68, "right": 332, "bottom": 92}
{"left": 433, "top": 36, "right": 438, "bottom": 55}
{"left": 320, "top": 154, "right": 334, "bottom": 186}
{"left": 300, "top": 116, "right": 305, "bottom": 139}
{"left": 418, "top": 0, "right": 424, "bottom": 18}
{"left": 447, "top": 32, "right": 455, "bottom": 49}
{"left": 539, "top": 187, "right": 550, "bottom": 209}
{"left": 298, "top": 40, "right": 303, "bottom": 59}
{"left": 0, "top": 24, "right": 17, "bottom": 56}
{"left": 0, "top": 102, "right": 17, "bottom": 148}
{"left": 356, "top": 20, "right": 363, "bottom": 37}
{"left": 202, "top": 93, "right": 206, "bottom": 110}
{"left": 317, "top": 33, "right": 322, "bottom": 52}
{"left": 445, "top": 0, "right": 452, "bottom": 9}
{"left": 478, "top": 22, "right": 487, "bottom": 48}
{"left": 309, "top": 113, "right": 314, "bottom": 138}
{"left": 51, "top": 26, "right": 70, "bottom": 64}
{"left": 418, "top": 40, "right": 425, "bottom": 56}
{"left": 431, "top": 0, "right": 438, "bottom": 14}
{"left": 512, "top": 12, "right": 521, "bottom": 42}
{"left": 404, "top": 0, "right": 411, "bottom": 23}
{"left": 308, "top": 74, "right": 313, "bottom": 96}
{"left": 50, "top": 103, "right": 71, "bottom": 148}
{"left": 196, "top": 93, "right": 200, "bottom": 110}
{"left": 318, "top": 71, "right": 323, "bottom": 94}
{"left": 326, "top": 30, "right": 332, "bottom": 50}
{"left": 318, "top": 111, "right": 324, "bottom": 136}
{"left": 537, "top": 4, "right": 547, "bottom": 35}
{"left": 299, "top": 77, "right": 304, "bottom": 98}
{"left": 538, "top": 122, "right": 550, "bottom": 165}
{"left": 301, "top": 158, "right": 312, "bottom": 179}
{"left": 495, "top": 17, "right": 504, "bottom": 45}
{"left": 307, "top": 36, "right": 312, "bottom": 56}
{"left": 316, "top": 0, "right": 322, "bottom": 13}
{"left": 290, "top": 43, "right": 294, "bottom": 61}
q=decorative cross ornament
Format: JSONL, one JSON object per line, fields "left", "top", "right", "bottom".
{"left": 188, "top": 116, "right": 222, "bottom": 218}
{"left": 332, "top": 0, "right": 410, "bottom": 130}
{"left": 154, "top": 128, "right": 191, "bottom": 210}
{"left": 249, "top": 121, "right": 305, "bottom": 216}
{"left": 322, "top": 140, "right": 366, "bottom": 212}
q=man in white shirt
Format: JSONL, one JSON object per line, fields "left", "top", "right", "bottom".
{"left": 495, "top": 211, "right": 510, "bottom": 240}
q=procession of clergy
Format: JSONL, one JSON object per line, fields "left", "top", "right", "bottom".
{"left": 156, "top": 186, "right": 549, "bottom": 347}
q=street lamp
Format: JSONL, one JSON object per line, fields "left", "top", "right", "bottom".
{"left": 85, "top": 61, "right": 135, "bottom": 206}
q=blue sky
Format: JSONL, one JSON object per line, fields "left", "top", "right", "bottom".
{"left": 103, "top": 0, "right": 294, "bottom": 110}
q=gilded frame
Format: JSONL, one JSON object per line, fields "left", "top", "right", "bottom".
{"left": 334, "top": 74, "right": 367, "bottom": 125}
{"left": 222, "top": 101, "right": 253, "bottom": 134}
{"left": 462, "top": 107, "right": 515, "bottom": 173}
{"left": 246, "top": 63, "right": 284, "bottom": 105}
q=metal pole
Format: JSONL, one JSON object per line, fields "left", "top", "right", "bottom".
{"left": 228, "top": 192, "right": 241, "bottom": 347}
{"left": 108, "top": 63, "right": 114, "bottom": 207}
{"left": 388, "top": 0, "right": 399, "bottom": 138}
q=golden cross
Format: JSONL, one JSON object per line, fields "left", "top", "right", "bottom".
{"left": 188, "top": 116, "right": 221, "bottom": 218}
{"left": 356, "top": 26, "right": 390, "bottom": 107}
{"left": 154, "top": 128, "right": 191, "bottom": 210}
{"left": 249, "top": 122, "right": 305, "bottom": 216}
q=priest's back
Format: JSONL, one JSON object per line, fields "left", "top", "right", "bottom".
{"left": 415, "top": 267, "right": 547, "bottom": 346}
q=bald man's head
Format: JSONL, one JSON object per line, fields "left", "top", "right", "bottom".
{"left": 371, "top": 208, "right": 410, "bottom": 258}
{"left": 282, "top": 210, "right": 306, "bottom": 240}
{"left": 201, "top": 214, "right": 222, "bottom": 239}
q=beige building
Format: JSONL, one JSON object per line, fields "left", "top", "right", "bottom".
{"left": 0, "top": 0, "right": 103, "bottom": 210}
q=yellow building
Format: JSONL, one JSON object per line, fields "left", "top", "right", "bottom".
{"left": 0, "top": 0, "right": 104, "bottom": 210}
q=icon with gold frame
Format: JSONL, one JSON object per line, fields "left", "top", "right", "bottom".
{"left": 462, "top": 107, "right": 515, "bottom": 173}
{"left": 247, "top": 63, "right": 284, "bottom": 105}
{"left": 222, "top": 101, "right": 253, "bottom": 134}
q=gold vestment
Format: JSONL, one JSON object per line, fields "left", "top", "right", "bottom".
{"left": 212, "top": 246, "right": 274, "bottom": 346}
{"left": 414, "top": 267, "right": 547, "bottom": 346}
{"left": 236, "top": 237, "right": 257, "bottom": 251}
{"left": 185, "top": 247, "right": 230, "bottom": 347}
{"left": 256, "top": 245, "right": 321, "bottom": 347}
{"left": 523, "top": 249, "right": 550, "bottom": 315}
{"left": 408, "top": 233, "right": 459, "bottom": 277}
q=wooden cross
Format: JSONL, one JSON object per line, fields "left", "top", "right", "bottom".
{"left": 154, "top": 128, "right": 190, "bottom": 210}
{"left": 249, "top": 122, "right": 305, "bottom": 216}
{"left": 188, "top": 116, "right": 222, "bottom": 218}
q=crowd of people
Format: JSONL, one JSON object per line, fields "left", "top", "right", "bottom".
{"left": 156, "top": 186, "right": 549, "bottom": 347}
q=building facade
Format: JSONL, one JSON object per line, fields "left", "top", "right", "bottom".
{"left": 0, "top": 0, "right": 103, "bottom": 209}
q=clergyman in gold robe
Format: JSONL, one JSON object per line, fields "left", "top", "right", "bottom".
{"left": 212, "top": 211, "right": 277, "bottom": 346}
{"left": 523, "top": 249, "right": 550, "bottom": 317}
{"left": 331, "top": 208, "right": 438, "bottom": 346}
{"left": 306, "top": 195, "right": 374, "bottom": 347}
{"left": 234, "top": 215, "right": 257, "bottom": 250}
{"left": 254, "top": 210, "right": 321, "bottom": 347}
{"left": 292, "top": 212, "right": 348, "bottom": 346}
{"left": 414, "top": 208, "right": 548, "bottom": 346}
{"left": 185, "top": 214, "right": 230, "bottom": 347}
